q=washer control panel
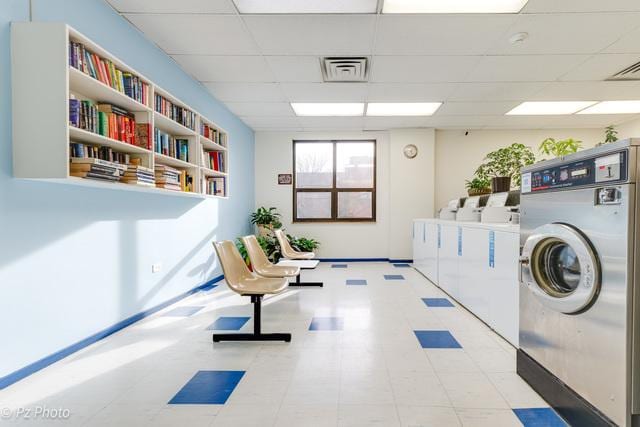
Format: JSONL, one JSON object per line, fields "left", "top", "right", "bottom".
{"left": 521, "top": 149, "right": 628, "bottom": 193}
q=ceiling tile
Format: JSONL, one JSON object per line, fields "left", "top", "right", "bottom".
{"left": 363, "top": 116, "right": 433, "bottom": 130}
{"left": 469, "top": 55, "right": 589, "bottom": 82}
{"left": 604, "top": 27, "right": 640, "bottom": 54}
{"left": 367, "top": 83, "right": 457, "bottom": 101}
{"left": 280, "top": 83, "right": 368, "bottom": 102}
{"left": 371, "top": 56, "right": 481, "bottom": 83}
{"left": 430, "top": 116, "right": 493, "bottom": 129}
{"left": 374, "top": 15, "right": 516, "bottom": 55}
{"left": 171, "top": 55, "right": 274, "bottom": 82}
{"left": 124, "top": 14, "right": 258, "bottom": 55}
{"left": 232, "top": 0, "right": 377, "bottom": 14}
{"left": 447, "top": 82, "right": 546, "bottom": 101}
{"left": 522, "top": 0, "right": 640, "bottom": 13}
{"left": 242, "top": 15, "right": 377, "bottom": 55}
{"left": 436, "top": 102, "right": 519, "bottom": 116}
{"left": 241, "top": 116, "right": 302, "bottom": 130}
{"left": 107, "top": 0, "right": 235, "bottom": 13}
{"left": 204, "top": 82, "right": 286, "bottom": 102}
{"left": 530, "top": 81, "right": 640, "bottom": 101}
{"left": 487, "top": 13, "right": 640, "bottom": 55}
{"left": 297, "top": 116, "right": 365, "bottom": 129}
{"left": 225, "top": 102, "right": 294, "bottom": 116}
{"left": 541, "top": 114, "right": 639, "bottom": 128}
{"left": 265, "top": 56, "right": 324, "bottom": 83}
{"left": 559, "top": 54, "right": 640, "bottom": 81}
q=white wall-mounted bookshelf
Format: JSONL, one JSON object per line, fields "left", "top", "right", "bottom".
{"left": 11, "top": 22, "right": 229, "bottom": 199}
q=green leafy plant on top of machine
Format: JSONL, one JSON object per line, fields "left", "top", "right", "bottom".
{"left": 250, "top": 207, "right": 283, "bottom": 236}
{"left": 597, "top": 125, "right": 619, "bottom": 147}
{"left": 464, "top": 176, "right": 492, "bottom": 196}
{"left": 475, "top": 143, "right": 535, "bottom": 188}
{"left": 538, "top": 137, "right": 582, "bottom": 158}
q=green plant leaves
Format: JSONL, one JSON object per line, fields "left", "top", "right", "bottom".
{"left": 538, "top": 137, "right": 582, "bottom": 157}
{"left": 475, "top": 143, "right": 535, "bottom": 187}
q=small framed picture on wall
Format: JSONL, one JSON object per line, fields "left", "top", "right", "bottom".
{"left": 278, "top": 174, "right": 292, "bottom": 185}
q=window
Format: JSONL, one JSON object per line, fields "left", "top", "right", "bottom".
{"left": 293, "top": 140, "right": 376, "bottom": 222}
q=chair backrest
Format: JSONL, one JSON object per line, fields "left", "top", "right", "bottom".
{"left": 241, "top": 235, "right": 272, "bottom": 273}
{"left": 213, "top": 240, "right": 254, "bottom": 293}
{"left": 274, "top": 229, "right": 297, "bottom": 258}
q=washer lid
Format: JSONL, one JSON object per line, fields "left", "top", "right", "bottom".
{"left": 521, "top": 223, "right": 600, "bottom": 314}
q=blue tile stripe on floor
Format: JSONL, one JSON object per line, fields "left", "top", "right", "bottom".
{"left": 384, "top": 274, "right": 405, "bottom": 280}
{"left": 393, "top": 263, "right": 411, "bottom": 268}
{"left": 309, "top": 317, "right": 344, "bottom": 331}
{"left": 513, "top": 408, "right": 567, "bottom": 427}
{"left": 414, "top": 330, "right": 462, "bottom": 348}
{"left": 169, "top": 371, "right": 245, "bottom": 405}
{"left": 422, "top": 298, "right": 455, "bottom": 307}
{"left": 207, "top": 317, "right": 250, "bottom": 331}
{"left": 346, "top": 279, "right": 367, "bottom": 285}
{"left": 162, "top": 306, "right": 204, "bottom": 317}
{"left": 332, "top": 264, "right": 348, "bottom": 268}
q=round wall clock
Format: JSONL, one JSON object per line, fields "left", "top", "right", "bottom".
{"left": 403, "top": 144, "right": 418, "bottom": 159}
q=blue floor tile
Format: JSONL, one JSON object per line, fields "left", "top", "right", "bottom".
{"left": 169, "top": 370, "right": 245, "bottom": 404}
{"left": 207, "top": 317, "right": 250, "bottom": 331}
{"left": 414, "top": 330, "right": 462, "bottom": 348}
{"left": 384, "top": 274, "right": 405, "bottom": 280}
{"left": 422, "top": 298, "right": 455, "bottom": 308}
{"left": 346, "top": 279, "right": 367, "bottom": 285}
{"left": 163, "top": 306, "right": 204, "bottom": 317}
{"left": 513, "top": 408, "right": 567, "bottom": 427}
{"left": 393, "top": 263, "right": 411, "bottom": 268}
{"left": 309, "top": 317, "right": 344, "bottom": 331}
{"left": 332, "top": 264, "right": 348, "bottom": 268}
{"left": 200, "top": 284, "right": 218, "bottom": 292}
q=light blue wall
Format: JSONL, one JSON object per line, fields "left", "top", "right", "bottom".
{"left": 0, "top": 0, "right": 255, "bottom": 378}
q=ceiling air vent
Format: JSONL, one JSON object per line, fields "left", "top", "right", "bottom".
{"left": 607, "top": 60, "right": 640, "bottom": 81}
{"left": 321, "top": 57, "right": 369, "bottom": 83}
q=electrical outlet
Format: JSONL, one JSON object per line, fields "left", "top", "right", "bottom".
{"left": 151, "top": 263, "right": 162, "bottom": 273}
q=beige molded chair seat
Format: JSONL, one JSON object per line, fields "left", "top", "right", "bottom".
{"left": 212, "top": 241, "right": 291, "bottom": 342}
{"left": 275, "top": 229, "right": 315, "bottom": 260}
{"left": 242, "top": 235, "right": 300, "bottom": 278}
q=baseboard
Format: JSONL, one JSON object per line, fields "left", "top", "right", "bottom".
{"left": 0, "top": 274, "right": 224, "bottom": 390}
{"left": 317, "top": 258, "right": 413, "bottom": 263}
{"left": 517, "top": 349, "right": 617, "bottom": 427}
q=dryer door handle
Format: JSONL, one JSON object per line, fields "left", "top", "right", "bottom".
{"left": 518, "top": 256, "right": 530, "bottom": 285}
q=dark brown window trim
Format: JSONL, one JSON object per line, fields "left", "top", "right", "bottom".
{"left": 293, "top": 139, "right": 377, "bottom": 223}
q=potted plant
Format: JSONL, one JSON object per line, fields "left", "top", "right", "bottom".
{"left": 288, "top": 235, "right": 320, "bottom": 253}
{"left": 250, "top": 207, "right": 283, "bottom": 237}
{"left": 538, "top": 137, "right": 582, "bottom": 158}
{"left": 597, "top": 125, "right": 618, "bottom": 146}
{"left": 464, "top": 177, "right": 491, "bottom": 197}
{"left": 475, "top": 143, "right": 535, "bottom": 193}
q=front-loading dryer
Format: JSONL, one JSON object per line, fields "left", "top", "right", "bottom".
{"left": 518, "top": 139, "right": 640, "bottom": 427}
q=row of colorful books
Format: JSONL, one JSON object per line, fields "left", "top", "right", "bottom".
{"left": 202, "top": 149, "right": 225, "bottom": 172}
{"left": 154, "top": 94, "right": 196, "bottom": 130}
{"left": 200, "top": 123, "right": 227, "bottom": 147}
{"left": 69, "top": 41, "right": 149, "bottom": 106}
{"left": 205, "top": 177, "right": 226, "bottom": 197}
{"left": 70, "top": 142, "right": 132, "bottom": 165}
{"left": 154, "top": 128, "right": 189, "bottom": 162}
{"left": 70, "top": 97, "right": 138, "bottom": 146}
{"left": 69, "top": 157, "right": 126, "bottom": 182}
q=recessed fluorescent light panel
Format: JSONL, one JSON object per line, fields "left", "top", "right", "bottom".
{"left": 291, "top": 103, "right": 365, "bottom": 116}
{"left": 383, "top": 0, "right": 529, "bottom": 13}
{"left": 233, "top": 0, "right": 377, "bottom": 14}
{"left": 577, "top": 101, "right": 640, "bottom": 114}
{"left": 366, "top": 102, "right": 442, "bottom": 116}
{"left": 506, "top": 101, "right": 597, "bottom": 115}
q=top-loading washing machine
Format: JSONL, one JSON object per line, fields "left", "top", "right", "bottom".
{"left": 518, "top": 139, "right": 640, "bottom": 427}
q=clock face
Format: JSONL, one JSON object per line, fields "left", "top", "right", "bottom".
{"left": 403, "top": 144, "right": 418, "bottom": 159}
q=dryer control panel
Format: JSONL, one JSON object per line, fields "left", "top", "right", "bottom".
{"left": 521, "top": 149, "right": 628, "bottom": 193}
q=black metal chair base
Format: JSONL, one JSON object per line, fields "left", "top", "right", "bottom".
{"left": 289, "top": 273, "right": 323, "bottom": 287}
{"left": 212, "top": 294, "right": 291, "bottom": 343}
{"left": 213, "top": 333, "right": 291, "bottom": 342}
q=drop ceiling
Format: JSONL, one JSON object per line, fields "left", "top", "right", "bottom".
{"left": 106, "top": 0, "right": 640, "bottom": 131}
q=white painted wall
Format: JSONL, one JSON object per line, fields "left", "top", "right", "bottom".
{"left": 254, "top": 129, "right": 436, "bottom": 260}
{"left": 617, "top": 117, "right": 640, "bottom": 139}
{"left": 434, "top": 128, "right": 604, "bottom": 210}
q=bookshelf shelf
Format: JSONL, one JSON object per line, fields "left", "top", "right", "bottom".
{"left": 69, "top": 67, "right": 151, "bottom": 113}
{"left": 12, "top": 22, "right": 229, "bottom": 198}
{"left": 69, "top": 126, "right": 151, "bottom": 155}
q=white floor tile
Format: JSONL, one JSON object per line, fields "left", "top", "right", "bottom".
{"left": 338, "top": 404, "right": 400, "bottom": 427}
{"left": 455, "top": 408, "right": 522, "bottom": 427}
{"left": 396, "top": 405, "right": 461, "bottom": 427}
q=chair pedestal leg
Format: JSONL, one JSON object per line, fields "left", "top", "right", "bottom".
{"left": 213, "top": 295, "right": 291, "bottom": 342}
{"left": 288, "top": 271, "right": 323, "bottom": 287}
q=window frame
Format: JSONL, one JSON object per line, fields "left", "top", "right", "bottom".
{"left": 292, "top": 139, "right": 377, "bottom": 223}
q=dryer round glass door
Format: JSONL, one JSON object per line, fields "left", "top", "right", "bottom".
{"left": 520, "top": 223, "right": 600, "bottom": 314}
